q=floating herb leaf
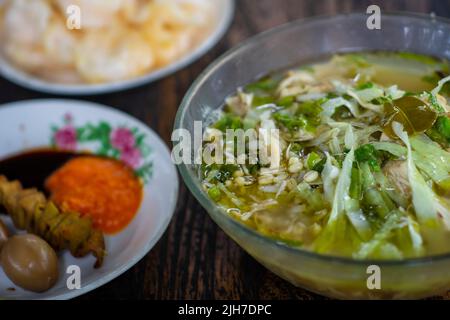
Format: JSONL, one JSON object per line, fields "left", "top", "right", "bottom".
{"left": 382, "top": 96, "right": 438, "bottom": 138}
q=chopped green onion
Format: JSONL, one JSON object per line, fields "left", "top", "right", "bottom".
{"left": 208, "top": 186, "right": 221, "bottom": 201}
{"left": 306, "top": 152, "right": 322, "bottom": 170}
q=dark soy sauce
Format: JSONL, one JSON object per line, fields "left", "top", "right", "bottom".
{"left": 0, "top": 149, "right": 82, "bottom": 192}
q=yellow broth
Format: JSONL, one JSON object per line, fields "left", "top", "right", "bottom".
{"left": 202, "top": 52, "right": 450, "bottom": 259}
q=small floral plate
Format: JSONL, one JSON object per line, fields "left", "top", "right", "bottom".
{"left": 0, "top": 99, "right": 178, "bottom": 299}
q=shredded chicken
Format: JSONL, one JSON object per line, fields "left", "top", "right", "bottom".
{"left": 225, "top": 91, "right": 253, "bottom": 116}
{"left": 383, "top": 160, "right": 411, "bottom": 197}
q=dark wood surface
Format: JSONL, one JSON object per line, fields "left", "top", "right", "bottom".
{"left": 1, "top": 0, "right": 450, "bottom": 300}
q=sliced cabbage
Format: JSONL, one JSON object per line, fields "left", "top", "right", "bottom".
{"left": 331, "top": 80, "right": 350, "bottom": 95}
{"left": 314, "top": 148, "right": 363, "bottom": 252}
{"left": 372, "top": 139, "right": 450, "bottom": 188}
{"left": 321, "top": 153, "right": 339, "bottom": 204}
{"left": 392, "top": 122, "right": 450, "bottom": 253}
{"left": 356, "top": 208, "right": 423, "bottom": 259}
{"left": 410, "top": 135, "right": 450, "bottom": 188}
{"left": 371, "top": 141, "right": 406, "bottom": 158}
{"left": 393, "top": 122, "right": 440, "bottom": 224}
{"left": 347, "top": 89, "right": 384, "bottom": 114}
{"left": 386, "top": 85, "right": 405, "bottom": 100}
{"left": 306, "top": 127, "right": 340, "bottom": 147}
{"left": 410, "top": 135, "right": 450, "bottom": 172}
{"left": 330, "top": 134, "right": 342, "bottom": 155}
{"left": 344, "top": 124, "right": 356, "bottom": 149}
{"left": 354, "top": 210, "right": 401, "bottom": 259}
{"left": 321, "top": 97, "right": 360, "bottom": 118}
{"left": 431, "top": 75, "right": 450, "bottom": 96}
{"left": 297, "top": 92, "right": 327, "bottom": 102}
{"left": 355, "top": 86, "right": 384, "bottom": 102}
{"left": 345, "top": 198, "right": 372, "bottom": 241}
{"left": 405, "top": 215, "right": 425, "bottom": 256}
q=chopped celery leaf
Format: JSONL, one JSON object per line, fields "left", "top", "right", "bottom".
{"left": 435, "top": 116, "right": 450, "bottom": 141}
{"left": 214, "top": 113, "right": 243, "bottom": 131}
{"left": 355, "top": 144, "right": 381, "bottom": 171}
{"left": 273, "top": 112, "right": 307, "bottom": 131}
{"left": 356, "top": 82, "right": 374, "bottom": 90}
{"left": 306, "top": 152, "right": 322, "bottom": 170}
{"left": 245, "top": 77, "right": 279, "bottom": 94}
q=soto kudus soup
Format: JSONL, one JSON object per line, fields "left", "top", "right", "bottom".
{"left": 201, "top": 53, "right": 450, "bottom": 260}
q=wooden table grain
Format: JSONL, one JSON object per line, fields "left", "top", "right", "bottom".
{"left": 1, "top": 0, "right": 449, "bottom": 300}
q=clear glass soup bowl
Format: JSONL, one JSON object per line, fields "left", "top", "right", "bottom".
{"left": 175, "top": 13, "right": 450, "bottom": 299}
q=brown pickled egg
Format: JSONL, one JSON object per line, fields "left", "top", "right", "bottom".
{"left": 1, "top": 234, "right": 59, "bottom": 292}
{"left": 0, "top": 219, "right": 8, "bottom": 252}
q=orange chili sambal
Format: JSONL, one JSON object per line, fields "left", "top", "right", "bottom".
{"left": 46, "top": 156, "right": 143, "bottom": 234}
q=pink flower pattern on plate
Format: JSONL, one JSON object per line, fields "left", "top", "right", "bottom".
{"left": 54, "top": 125, "right": 77, "bottom": 150}
{"left": 120, "top": 146, "right": 142, "bottom": 169}
{"left": 51, "top": 117, "right": 153, "bottom": 182}
{"left": 110, "top": 128, "right": 136, "bottom": 152}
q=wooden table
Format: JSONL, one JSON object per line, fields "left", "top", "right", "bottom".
{"left": 1, "top": 0, "right": 449, "bottom": 300}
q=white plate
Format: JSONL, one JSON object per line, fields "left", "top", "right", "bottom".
{"left": 0, "top": 0, "right": 235, "bottom": 95}
{"left": 0, "top": 99, "right": 178, "bottom": 299}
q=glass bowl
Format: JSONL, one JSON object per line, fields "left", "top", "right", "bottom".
{"left": 175, "top": 13, "right": 450, "bottom": 299}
